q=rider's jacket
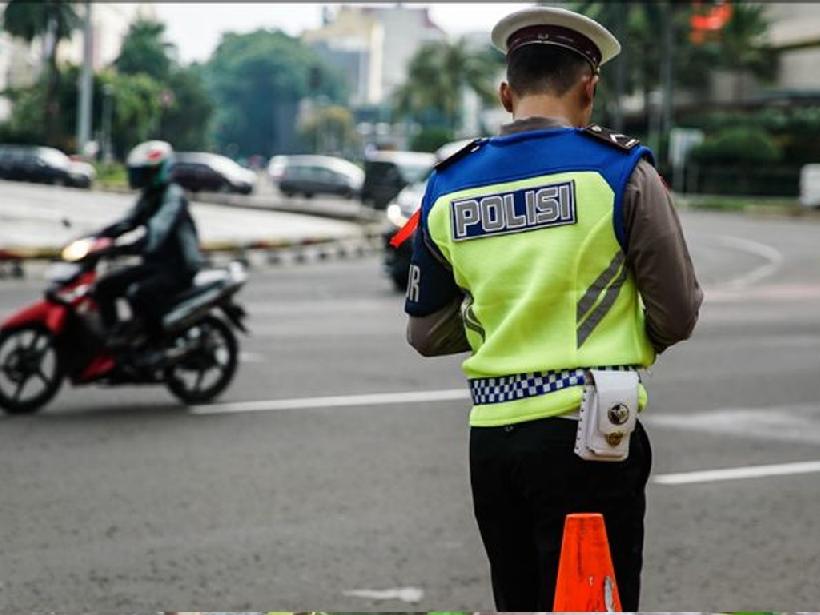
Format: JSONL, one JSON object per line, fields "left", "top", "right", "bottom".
{"left": 100, "top": 182, "right": 202, "bottom": 277}
{"left": 406, "top": 126, "right": 657, "bottom": 427}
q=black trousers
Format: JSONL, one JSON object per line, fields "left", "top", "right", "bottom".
{"left": 94, "top": 263, "right": 191, "bottom": 332}
{"left": 470, "top": 417, "right": 652, "bottom": 611}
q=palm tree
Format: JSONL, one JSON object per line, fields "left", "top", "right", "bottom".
{"left": 393, "top": 39, "right": 503, "bottom": 132}
{"left": 2, "top": 0, "right": 79, "bottom": 143}
{"left": 114, "top": 19, "right": 177, "bottom": 82}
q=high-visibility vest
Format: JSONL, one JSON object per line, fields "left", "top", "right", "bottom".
{"left": 423, "top": 127, "right": 657, "bottom": 427}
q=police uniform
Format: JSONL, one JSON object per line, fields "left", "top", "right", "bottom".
{"left": 404, "top": 7, "right": 702, "bottom": 611}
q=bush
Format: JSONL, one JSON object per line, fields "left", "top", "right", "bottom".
{"left": 411, "top": 127, "right": 454, "bottom": 153}
{"left": 93, "top": 162, "right": 128, "bottom": 189}
{"left": 690, "top": 126, "right": 781, "bottom": 165}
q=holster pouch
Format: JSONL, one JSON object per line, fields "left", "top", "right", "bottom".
{"left": 574, "top": 369, "right": 639, "bottom": 462}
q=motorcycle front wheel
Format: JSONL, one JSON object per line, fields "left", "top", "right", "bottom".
{"left": 0, "top": 326, "right": 63, "bottom": 414}
{"left": 164, "top": 315, "right": 238, "bottom": 405}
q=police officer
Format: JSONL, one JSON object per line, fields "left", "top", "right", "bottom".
{"left": 404, "top": 7, "right": 702, "bottom": 611}
{"left": 94, "top": 140, "right": 202, "bottom": 344}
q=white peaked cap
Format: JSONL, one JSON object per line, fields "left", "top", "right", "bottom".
{"left": 491, "top": 7, "right": 621, "bottom": 69}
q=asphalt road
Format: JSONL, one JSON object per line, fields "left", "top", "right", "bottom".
{"left": 0, "top": 207, "right": 819, "bottom": 611}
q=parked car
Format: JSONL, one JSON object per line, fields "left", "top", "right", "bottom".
{"left": 0, "top": 145, "right": 25, "bottom": 180}
{"left": 382, "top": 180, "right": 427, "bottom": 290}
{"left": 0, "top": 144, "right": 75, "bottom": 185}
{"left": 67, "top": 158, "right": 96, "bottom": 189}
{"left": 278, "top": 155, "right": 364, "bottom": 199}
{"left": 173, "top": 152, "right": 256, "bottom": 195}
{"left": 267, "top": 155, "right": 288, "bottom": 185}
{"left": 361, "top": 151, "right": 435, "bottom": 210}
{"left": 434, "top": 138, "right": 475, "bottom": 162}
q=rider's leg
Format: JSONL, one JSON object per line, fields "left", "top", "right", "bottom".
{"left": 94, "top": 264, "right": 153, "bottom": 331}
{"left": 127, "top": 270, "right": 191, "bottom": 337}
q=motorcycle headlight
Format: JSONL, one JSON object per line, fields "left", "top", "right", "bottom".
{"left": 61, "top": 238, "right": 93, "bottom": 262}
{"left": 386, "top": 204, "right": 408, "bottom": 228}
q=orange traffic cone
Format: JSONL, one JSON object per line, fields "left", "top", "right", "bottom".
{"left": 552, "top": 513, "right": 622, "bottom": 612}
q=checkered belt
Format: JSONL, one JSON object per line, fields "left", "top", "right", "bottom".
{"left": 469, "top": 365, "right": 636, "bottom": 405}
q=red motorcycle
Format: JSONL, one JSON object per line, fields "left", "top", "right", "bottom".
{"left": 0, "top": 236, "right": 248, "bottom": 414}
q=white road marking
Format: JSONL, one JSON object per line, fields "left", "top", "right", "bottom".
{"left": 239, "top": 352, "right": 266, "bottom": 363}
{"left": 342, "top": 587, "right": 424, "bottom": 603}
{"left": 190, "top": 388, "right": 470, "bottom": 415}
{"left": 644, "top": 404, "right": 820, "bottom": 445}
{"left": 713, "top": 234, "right": 784, "bottom": 290}
{"left": 654, "top": 460, "right": 820, "bottom": 485}
{"left": 706, "top": 284, "right": 820, "bottom": 304}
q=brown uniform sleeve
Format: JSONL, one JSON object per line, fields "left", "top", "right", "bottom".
{"left": 623, "top": 159, "right": 703, "bottom": 353}
{"left": 406, "top": 298, "right": 470, "bottom": 357}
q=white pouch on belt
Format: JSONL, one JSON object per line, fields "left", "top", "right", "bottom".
{"left": 574, "top": 369, "right": 639, "bottom": 462}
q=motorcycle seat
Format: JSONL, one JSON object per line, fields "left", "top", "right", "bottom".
{"left": 169, "top": 272, "right": 228, "bottom": 307}
{"left": 161, "top": 263, "right": 247, "bottom": 332}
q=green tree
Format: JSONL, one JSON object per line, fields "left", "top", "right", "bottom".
{"left": 2, "top": 0, "right": 79, "bottom": 144}
{"left": 393, "top": 39, "right": 502, "bottom": 131}
{"left": 204, "top": 29, "right": 345, "bottom": 157}
{"left": 114, "top": 18, "right": 175, "bottom": 82}
{"left": 113, "top": 18, "right": 213, "bottom": 153}
{"left": 102, "top": 70, "right": 164, "bottom": 158}
{"left": 157, "top": 65, "right": 215, "bottom": 151}
{"left": 298, "top": 105, "right": 360, "bottom": 157}
{"left": 2, "top": 65, "right": 163, "bottom": 157}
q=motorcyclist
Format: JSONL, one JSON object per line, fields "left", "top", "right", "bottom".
{"left": 93, "top": 140, "right": 203, "bottom": 345}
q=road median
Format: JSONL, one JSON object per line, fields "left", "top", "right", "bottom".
{"left": 675, "top": 193, "right": 820, "bottom": 219}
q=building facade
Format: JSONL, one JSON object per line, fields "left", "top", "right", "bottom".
{"left": 303, "top": 4, "right": 445, "bottom": 107}
{"left": 302, "top": 6, "right": 384, "bottom": 106}
{"left": 766, "top": 2, "right": 820, "bottom": 93}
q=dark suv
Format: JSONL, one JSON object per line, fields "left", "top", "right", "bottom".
{"left": 361, "top": 151, "right": 435, "bottom": 209}
{"left": 172, "top": 152, "right": 255, "bottom": 194}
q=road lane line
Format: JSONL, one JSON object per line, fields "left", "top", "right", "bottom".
{"left": 644, "top": 404, "right": 820, "bottom": 445}
{"left": 343, "top": 587, "right": 424, "bottom": 604}
{"left": 714, "top": 234, "right": 784, "bottom": 290}
{"left": 654, "top": 460, "right": 820, "bottom": 485}
{"left": 239, "top": 352, "right": 266, "bottom": 363}
{"left": 190, "top": 388, "right": 470, "bottom": 415}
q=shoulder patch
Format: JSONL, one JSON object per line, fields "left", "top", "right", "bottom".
{"left": 582, "top": 124, "right": 640, "bottom": 151}
{"left": 434, "top": 138, "right": 488, "bottom": 171}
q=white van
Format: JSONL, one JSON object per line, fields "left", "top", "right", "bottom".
{"left": 799, "top": 164, "right": 820, "bottom": 208}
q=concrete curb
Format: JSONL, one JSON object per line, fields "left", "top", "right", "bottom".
{"left": 674, "top": 193, "right": 820, "bottom": 220}
{"left": 0, "top": 226, "right": 385, "bottom": 280}
{"left": 192, "top": 192, "right": 381, "bottom": 224}
{"left": 93, "top": 184, "right": 382, "bottom": 224}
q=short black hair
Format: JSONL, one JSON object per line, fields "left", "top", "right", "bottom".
{"left": 506, "top": 45, "right": 593, "bottom": 97}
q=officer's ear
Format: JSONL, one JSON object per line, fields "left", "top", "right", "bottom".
{"left": 499, "top": 81, "right": 514, "bottom": 113}
{"left": 583, "top": 73, "right": 600, "bottom": 105}
{"left": 585, "top": 73, "right": 601, "bottom": 103}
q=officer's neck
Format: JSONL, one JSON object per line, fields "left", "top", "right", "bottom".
{"left": 513, "top": 95, "right": 587, "bottom": 128}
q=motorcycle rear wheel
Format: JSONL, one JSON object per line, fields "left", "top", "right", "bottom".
{"left": 0, "top": 326, "right": 63, "bottom": 414}
{"left": 164, "top": 315, "right": 238, "bottom": 405}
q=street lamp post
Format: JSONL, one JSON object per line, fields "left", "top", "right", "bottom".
{"left": 76, "top": 0, "right": 93, "bottom": 155}
{"left": 102, "top": 84, "right": 114, "bottom": 164}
